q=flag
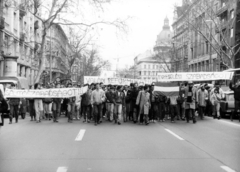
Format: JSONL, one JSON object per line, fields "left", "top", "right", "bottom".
{"left": 154, "top": 82, "right": 179, "bottom": 97}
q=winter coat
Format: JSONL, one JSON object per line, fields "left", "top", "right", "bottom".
{"left": 197, "top": 89, "right": 208, "bottom": 107}
{"left": 229, "top": 82, "right": 240, "bottom": 101}
{"left": 182, "top": 86, "right": 197, "bottom": 110}
{"left": 136, "top": 91, "right": 150, "bottom": 115}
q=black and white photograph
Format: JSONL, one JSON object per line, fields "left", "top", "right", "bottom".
{"left": 0, "top": 0, "right": 240, "bottom": 171}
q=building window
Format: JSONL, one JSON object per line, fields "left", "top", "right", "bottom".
{"left": 144, "top": 64, "right": 146, "bottom": 69}
{"left": 148, "top": 64, "right": 150, "bottom": 69}
{"left": 230, "top": 10, "right": 234, "bottom": 19}
{"left": 230, "top": 28, "right": 234, "bottom": 38}
{"left": 153, "top": 65, "right": 155, "bottom": 69}
{"left": 144, "top": 71, "right": 146, "bottom": 75}
{"left": 148, "top": 71, "right": 150, "bottom": 76}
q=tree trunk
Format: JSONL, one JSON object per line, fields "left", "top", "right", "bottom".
{"left": 34, "top": 28, "right": 47, "bottom": 83}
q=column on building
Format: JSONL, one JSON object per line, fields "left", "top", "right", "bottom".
{"left": 17, "top": 64, "right": 20, "bottom": 76}
{"left": 31, "top": 69, "right": 35, "bottom": 86}
{"left": 20, "top": 65, "right": 25, "bottom": 77}
{"left": 0, "top": 61, "right": 4, "bottom": 76}
{"left": 26, "top": 67, "right": 30, "bottom": 85}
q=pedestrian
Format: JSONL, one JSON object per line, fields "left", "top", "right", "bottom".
{"left": 136, "top": 85, "right": 150, "bottom": 125}
{"left": 8, "top": 84, "right": 20, "bottom": 124}
{"left": 169, "top": 95, "right": 179, "bottom": 123}
{"left": 105, "top": 85, "right": 116, "bottom": 122}
{"left": 197, "top": 84, "right": 208, "bottom": 120}
{"left": 66, "top": 83, "right": 75, "bottom": 123}
{"left": 34, "top": 83, "right": 43, "bottom": 123}
{"left": 229, "top": 79, "right": 240, "bottom": 122}
{"left": 177, "top": 83, "right": 185, "bottom": 120}
{"left": 74, "top": 84, "right": 82, "bottom": 120}
{"left": 19, "top": 92, "right": 27, "bottom": 119}
{"left": 91, "top": 83, "right": 105, "bottom": 126}
{"left": 149, "top": 85, "right": 158, "bottom": 123}
{"left": 43, "top": 85, "right": 53, "bottom": 120}
{"left": 122, "top": 85, "right": 127, "bottom": 122}
{"left": 125, "top": 84, "right": 133, "bottom": 121}
{"left": 210, "top": 82, "right": 224, "bottom": 116}
{"left": 81, "top": 84, "right": 92, "bottom": 123}
{"left": 28, "top": 85, "right": 35, "bottom": 121}
{"left": 182, "top": 81, "right": 197, "bottom": 124}
{"left": 210, "top": 87, "right": 222, "bottom": 119}
{"left": 52, "top": 82, "right": 61, "bottom": 123}
{"left": 132, "top": 83, "right": 139, "bottom": 123}
{"left": 114, "top": 85, "right": 125, "bottom": 125}
{"left": 158, "top": 94, "right": 166, "bottom": 122}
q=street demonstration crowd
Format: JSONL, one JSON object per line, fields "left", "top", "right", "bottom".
{"left": 0, "top": 79, "right": 240, "bottom": 126}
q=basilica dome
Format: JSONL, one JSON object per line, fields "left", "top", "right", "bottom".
{"left": 154, "top": 17, "right": 173, "bottom": 50}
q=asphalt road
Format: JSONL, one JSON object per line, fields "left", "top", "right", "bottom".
{"left": 0, "top": 115, "right": 239, "bottom": 172}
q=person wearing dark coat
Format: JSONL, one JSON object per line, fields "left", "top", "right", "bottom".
{"left": 131, "top": 83, "right": 139, "bottom": 123}
{"left": 229, "top": 79, "right": 240, "bottom": 122}
{"left": 8, "top": 84, "right": 20, "bottom": 124}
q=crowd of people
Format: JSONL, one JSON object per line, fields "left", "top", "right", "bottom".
{"left": 1, "top": 78, "right": 240, "bottom": 126}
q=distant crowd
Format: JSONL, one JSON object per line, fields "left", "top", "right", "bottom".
{"left": 0, "top": 78, "right": 240, "bottom": 126}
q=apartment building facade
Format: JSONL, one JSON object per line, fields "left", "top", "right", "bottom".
{"left": 0, "top": 0, "right": 70, "bottom": 85}
{"left": 172, "top": 0, "right": 239, "bottom": 73}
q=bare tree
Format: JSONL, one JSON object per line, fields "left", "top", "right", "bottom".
{"left": 67, "top": 27, "right": 93, "bottom": 78}
{"left": 78, "top": 48, "right": 110, "bottom": 83}
{"left": 18, "top": 0, "right": 128, "bottom": 83}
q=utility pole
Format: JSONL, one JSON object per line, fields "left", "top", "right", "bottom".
{"left": 209, "top": 22, "right": 212, "bottom": 71}
{"left": 0, "top": 0, "right": 4, "bottom": 76}
{"left": 50, "top": 27, "right": 52, "bottom": 82}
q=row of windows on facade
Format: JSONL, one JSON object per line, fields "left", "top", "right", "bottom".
{"left": 139, "top": 71, "right": 159, "bottom": 76}
{"left": 142, "top": 64, "right": 169, "bottom": 70}
{"left": 189, "top": 59, "right": 221, "bottom": 72}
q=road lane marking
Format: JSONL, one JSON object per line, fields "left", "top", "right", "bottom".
{"left": 57, "top": 167, "right": 68, "bottom": 172}
{"left": 75, "top": 129, "right": 86, "bottom": 141}
{"left": 165, "top": 129, "right": 184, "bottom": 140}
{"left": 221, "top": 166, "right": 236, "bottom": 172}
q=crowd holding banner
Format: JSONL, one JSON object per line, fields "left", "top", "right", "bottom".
{"left": 157, "top": 72, "right": 234, "bottom": 81}
{"left": 1, "top": 71, "right": 239, "bottom": 127}
{"left": 4, "top": 87, "right": 88, "bottom": 98}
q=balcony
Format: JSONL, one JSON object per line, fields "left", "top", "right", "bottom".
{"left": 19, "top": 4, "right": 26, "bottom": 17}
{"left": 216, "top": 4, "right": 228, "bottom": 16}
{"left": 34, "top": 21, "right": 39, "bottom": 30}
{"left": 20, "top": 32, "right": 25, "bottom": 42}
{"left": 0, "top": 17, "right": 5, "bottom": 30}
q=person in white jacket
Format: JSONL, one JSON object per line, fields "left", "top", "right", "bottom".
{"left": 210, "top": 87, "right": 222, "bottom": 119}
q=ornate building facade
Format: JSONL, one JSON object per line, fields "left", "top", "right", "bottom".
{"left": 0, "top": 0, "right": 70, "bottom": 85}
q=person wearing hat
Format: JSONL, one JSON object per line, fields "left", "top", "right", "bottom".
{"left": 197, "top": 84, "right": 209, "bottom": 120}
{"left": 182, "top": 81, "right": 197, "bottom": 123}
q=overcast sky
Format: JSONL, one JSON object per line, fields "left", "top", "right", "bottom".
{"left": 72, "top": 0, "right": 182, "bottom": 70}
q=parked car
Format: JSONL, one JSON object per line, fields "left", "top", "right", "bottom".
{"left": 219, "top": 90, "right": 239, "bottom": 120}
{"left": 0, "top": 76, "right": 29, "bottom": 120}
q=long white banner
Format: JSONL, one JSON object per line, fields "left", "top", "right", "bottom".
{"left": 4, "top": 87, "right": 88, "bottom": 98}
{"left": 84, "top": 76, "right": 152, "bottom": 85}
{"left": 157, "top": 72, "right": 234, "bottom": 81}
